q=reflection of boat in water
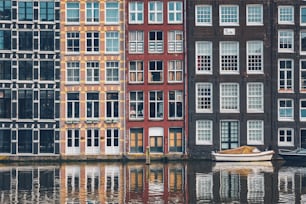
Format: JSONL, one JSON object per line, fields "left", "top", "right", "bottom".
{"left": 212, "top": 161, "right": 274, "bottom": 175}
{"left": 279, "top": 148, "right": 306, "bottom": 162}
{"left": 211, "top": 146, "right": 274, "bottom": 162}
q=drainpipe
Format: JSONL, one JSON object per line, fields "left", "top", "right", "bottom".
{"left": 183, "top": 0, "right": 188, "bottom": 157}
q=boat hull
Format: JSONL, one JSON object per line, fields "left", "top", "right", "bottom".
{"left": 279, "top": 149, "right": 306, "bottom": 161}
{"left": 211, "top": 150, "right": 274, "bottom": 162}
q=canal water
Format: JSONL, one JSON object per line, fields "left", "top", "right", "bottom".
{"left": 0, "top": 160, "right": 304, "bottom": 203}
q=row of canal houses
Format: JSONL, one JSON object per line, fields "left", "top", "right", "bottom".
{"left": 0, "top": 0, "right": 305, "bottom": 160}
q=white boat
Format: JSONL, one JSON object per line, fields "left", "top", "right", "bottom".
{"left": 211, "top": 146, "right": 274, "bottom": 162}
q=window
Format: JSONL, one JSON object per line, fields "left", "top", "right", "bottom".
{"left": 247, "top": 120, "right": 264, "bottom": 145}
{"left": 195, "top": 5, "right": 212, "bottom": 26}
{"left": 300, "top": 100, "right": 306, "bottom": 121}
{"left": 149, "top": 31, "right": 163, "bottom": 53}
{"left": 0, "top": 129, "right": 10, "bottom": 153}
{"left": 301, "top": 31, "right": 306, "bottom": 54}
{"left": 66, "top": 2, "right": 79, "bottom": 23}
{"left": 40, "top": 61, "right": 54, "bottom": 81}
{"left": 149, "top": 1, "right": 163, "bottom": 24}
{"left": 220, "top": 42, "right": 239, "bottom": 73}
{"left": 169, "top": 128, "right": 183, "bottom": 152}
{"left": 0, "top": 89, "right": 11, "bottom": 118}
{"left": 301, "top": 7, "right": 306, "bottom": 25}
{"left": 0, "top": 60, "right": 11, "bottom": 80}
{"left": 168, "top": 60, "right": 183, "bottom": 82}
{"left": 278, "top": 6, "right": 294, "bottom": 24}
{"left": 149, "top": 127, "right": 163, "bottom": 152}
{"left": 40, "top": 90, "right": 54, "bottom": 119}
{"left": 129, "top": 91, "right": 144, "bottom": 120}
{"left": 18, "top": 130, "right": 32, "bottom": 153}
{"left": 105, "top": 2, "right": 119, "bottom": 24}
{"left": 196, "top": 120, "right": 212, "bottom": 145}
{"left": 149, "top": 91, "right": 163, "bottom": 119}
{"left": 168, "top": 1, "right": 182, "bottom": 24}
{"left": 106, "top": 128, "right": 119, "bottom": 149}
{"left": 129, "top": 31, "right": 144, "bottom": 53}
{"left": 86, "top": 129, "right": 99, "bottom": 149}
{"left": 219, "top": 5, "right": 239, "bottom": 26}
{"left": 220, "top": 83, "right": 239, "bottom": 112}
{"left": 106, "top": 61, "right": 119, "bottom": 83}
{"left": 129, "top": 2, "right": 143, "bottom": 24}
{"left": 278, "top": 128, "right": 293, "bottom": 146}
{"left": 196, "top": 83, "right": 212, "bottom": 113}
{"left": 247, "top": 41, "right": 263, "bottom": 73}
{"left": 168, "top": 31, "right": 183, "bottom": 53}
{"left": 67, "top": 129, "right": 80, "bottom": 148}
{"left": 18, "top": 90, "right": 33, "bottom": 119}
{"left": 0, "top": 30, "right": 11, "bottom": 50}
{"left": 278, "top": 59, "right": 293, "bottom": 92}
{"left": 18, "top": 1, "right": 33, "bottom": 21}
{"left": 278, "top": 99, "right": 294, "bottom": 121}
{"left": 247, "top": 83, "right": 264, "bottom": 112}
{"left": 66, "top": 32, "right": 80, "bottom": 53}
{"left": 220, "top": 120, "right": 239, "bottom": 150}
{"left": 196, "top": 41, "right": 212, "bottom": 74}
{"left": 67, "top": 93, "right": 79, "bottom": 120}
{"left": 18, "top": 61, "right": 33, "bottom": 80}
{"left": 278, "top": 30, "right": 294, "bottom": 52}
{"left": 301, "top": 60, "right": 306, "bottom": 91}
{"left": 246, "top": 4, "right": 263, "bottom": 25}
{"left": 149, "top": 60, "right": 163, "bottom": 83}
{"left": 86, "top": 93, "right": 99, "bottom": 119}
{"left": 129, "top": 61, "right": 143, "bottom": 83}
{"left": 105, "top": 31, "right": 119, "bottom": 53}
{"left": 168, "top": 90, "right": 183, "bottom": 119}
{"left": 40, "top": 31, "right": 54, "bottom": 51}
{"left": 130, "top": 168, "right": 144, "bottom": 191}
{"left": 40, "top": 1, "right": 54, "bottom": 21}
{"left": 0, "top": 0, "right": 11, "bottom": 20}
{"left": 130, "top": 128, "right": 143, "bottom": 153}
{"left": 39, "top": 130, "right": 54, "bottom": 153}
{"left": 86, "top": 2, "right": 99, "bottom": 23}
{"left": 86, "top": 32, "right": 99, "bottom": 53}
{"left": 66, "top": 61, "right": 80, "bottom": 83}
{"left": 19, "top": 31, "right": 33, "bottom": 51}
{"left": 106, "top": 92, "right": 119, "bottom": 119}
{"left": 86, "top": 61, "right": 99, "bottom": 83}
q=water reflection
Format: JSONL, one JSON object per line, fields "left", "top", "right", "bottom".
{"left": 2, "top": 161, "right": 306, "bottom": 203}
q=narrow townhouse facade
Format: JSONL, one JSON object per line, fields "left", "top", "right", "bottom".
{"left": 125, "top": 0, "right": 187, "bottom": 159}
{"left": 0, "top": 0, "right": 61, "bottom": 156}
{"left": 187, "top": 0, "right": 273, "bottom": 158}
{"left": 271, "top": 0, "right": 306, "bottom": 150}
{"left": 60, "top": 0, "right": 125, "bottom": 158}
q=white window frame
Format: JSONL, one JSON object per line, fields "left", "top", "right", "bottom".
{"left": 247, "top": 83, "right": 264, "bottom": 113}
{"left": 105, "top": 2, "right": 119, "bottom": 25}
{"left": 278, "top": 128, "right": 294, "bottom": 146}
{"left": 246, "top": 4, "right": 263, "bottom": 26}
{"left": 195, "top": 5, "right": 212, "bottom": 26}
{"left": 168, "top": 30, "right": 183, "bottom": 53}
{"left": 247, "top": 41, "right": 263, "bottom": 74}
{"left": 196, "top": 120, "right": 213, "bottom": 145}
{"left": 106, "top": 92, "right": 119, "bottom": 119}
{"left": 300, "top": 60, "right": 306, "bottom": 91}
{"left": 105, "top": 31, "right": 119, "bottom": 54}
{"left": 196, "top": 83, "right": 213, "bottom": 113}
{"left": 66, "top": 93, "right": 79, "bottom": 120}
{"left": 196, "top": 41, "right": 212, "bottom": 74}
{"left": 66, "top": 2, "right": 79, "bottom": 24}
{"left": 149, "top": 91, "right": 164, "bottom": 120}
{"left": 247, "top": 120, "right": 264, "bottom": 145}
{"left": 301, "top": 7, "right": 306, "bottom": 26}
{"left": 105, "top": 61, "right": 119, "bottom": 84}
{"left": 278, "top": 30, "right": 294, "bottom": 53}
{"left": 86, "top": 92, "right": 99, "bottom": 120}
{"left": 219, "top": 5, "right": 239, "bottom": 26}
{"left": 129, "top": 2, "right": 144, "bottom": 24}
{"left": 300, "top": 99, "right": 306, "bottom": 121}
{"left": 148, "top": 31, "right": 163, "bottom": 53}
{"left": 86, "top": 32, "right": 99, "bottom": 54}
{"left": 86, "top": 61, "right": 99, "bottom": 84}
{"left": 129, "top": 31, "right": 144, "bottom": 53}
{"left": 278, "top": 6, "right": 294, "bottom": 25}
{"left": 66, "top": 61, "right": 80, "bottom": 84}
{"left": 85, "top": 2, "right": 99, "bottom": 24}
{"left": 301, "top": 31, "right": 306, "bottom": 54}
{"left": 148, "top": 1, "right": 163, "bottom": 24}
{"left": 129, "top": 61, "right": 144, "bottom": 83}
{"left": 278, "top": 59, "right": 293, "bottom": 92}
{"left": 168, "top": 60, "right": 183, "bottom": 83}
{"left": 168, "top": 1, "right": 183, "bottom": 24}
{"left": 66, "top": 32, "right": 80, "bottom": 54}
{"left": 148, "top": 60, "right": 163, "bottom": 83}
{"left": 129, "top": 91, "right": 144, "bottom": 120}
{"left": 278, "top": 98, "right": 294, "bottom": 121}
{"left": 168, "top": 90, "right": 183, "bottom": 120}
{"left": 220, "top": 41, "right": 239, "bottom": 74}
{"left": 220, "top": 83, "right": 239, "bottom": 113}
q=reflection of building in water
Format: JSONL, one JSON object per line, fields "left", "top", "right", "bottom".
{"left": 0, "top": 166, "right": 60, "bottom": 203}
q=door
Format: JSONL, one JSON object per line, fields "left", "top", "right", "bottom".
{"left": 86, "top": 129, "right": 100, "bottom": 155}
{"left": 301, "top": 129, "right": 306, "bottom": 149}
{"left": 106, "top": 129, "right": 119, "bottom": 154}
{"left": 220, "top": 121, "right": 239, "bottom": 150}
{"left": 66, "top": 129, "right": 80, "bottom": 155}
